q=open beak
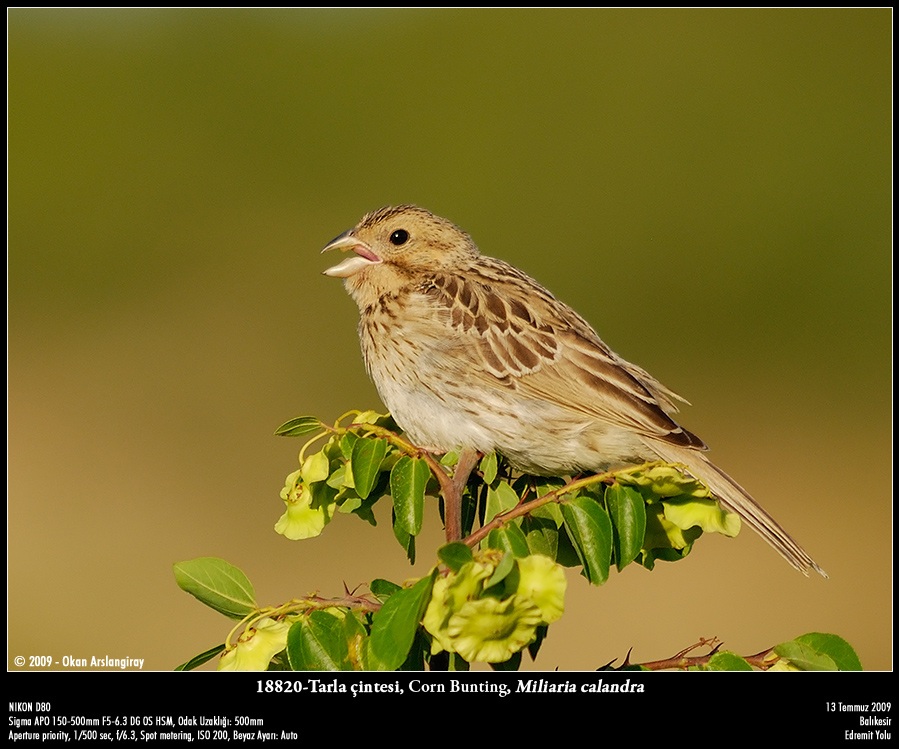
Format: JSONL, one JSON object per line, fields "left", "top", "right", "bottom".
{"left": 321, "top": 230, "right": 382, "bottom": 278}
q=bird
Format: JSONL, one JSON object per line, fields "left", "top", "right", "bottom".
{"left": 321, "top": 204, "right": 826, "bottom": 577}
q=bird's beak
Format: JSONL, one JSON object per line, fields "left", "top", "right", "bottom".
{"left": 321, "top": 230, "right": 382, "bottom": 278}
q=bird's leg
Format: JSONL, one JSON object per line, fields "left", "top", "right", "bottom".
{"left": 444, "top": 447, "right": 480, "bottom": 543}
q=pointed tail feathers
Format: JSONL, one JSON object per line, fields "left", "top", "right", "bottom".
{"left": 648, "top": 443, "right": 827, "bottom": 578}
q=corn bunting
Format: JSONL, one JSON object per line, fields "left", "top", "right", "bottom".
{"left": 322, "top": 205, "right": 825, "bottom": 577}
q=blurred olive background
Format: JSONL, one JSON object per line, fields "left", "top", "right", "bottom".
{"left": 9, "top": 8, "right": 891, "bottom": 672}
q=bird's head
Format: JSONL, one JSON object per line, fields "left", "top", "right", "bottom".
{"left": 322, "top": 205, "right": 479, "bottom": 304}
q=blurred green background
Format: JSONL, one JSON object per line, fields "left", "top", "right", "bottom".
{"left": 9, "top": 8, "right": 891, "bottom": 671}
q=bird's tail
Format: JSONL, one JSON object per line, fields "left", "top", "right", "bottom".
{"left": 647, "top": 442, "right": 827, "bottom": 578}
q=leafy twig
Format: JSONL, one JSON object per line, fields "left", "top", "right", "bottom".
{"left": 462, "top": 466, "right": 646, "bottom": 548}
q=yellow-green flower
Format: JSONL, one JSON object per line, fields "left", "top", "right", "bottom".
{"left": 275, "top": 498, "right": 330, "bottom": 540}
{"left": 767, "top": 658, "right": 801, "bottom": 672}
{"left": 516, "top": 554, "right": 567, "bottom": 623}
{"left": 422, "top": 575, "right": 456, "bottom": 654}
{"left": 445, "top": 561, "right": 494, "bottom": 608}
{"left": 643, "top": 503, "right": 699, "bottom": 550}
{"left": 301, "top": 451, "right": 330, "bottom": 484}
{"left": 354, "top": 410, "right": 385, "bottom": 425}
{"left": 218, "top": 617, "right": 291, "bottom": 671}
{"left": 423, "top": 560, "right": 495, "bottom": 654}
{"left": 280, "top": 469, "right": 304, "bottom": 503}
{"left": 447, "top": 596, "right": 543, "bottom": 663}
{"left": 618, "top": 464, "right": 710, "bottom": 498}
{"left": 663, "top": 497, "right": 741, "bottom": 537}
{"left": 423, "top": 550, "right": 562, "bottom": 663}
{"left": 275, "top": 470, "right": 331, "bottom": 540}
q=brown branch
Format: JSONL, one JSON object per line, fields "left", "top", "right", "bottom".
{"left": 612, "top": 638, "right": 779, "bottom": 671}
{"left": 291, "top": 593, "right": 382, "bottom": 615}
{"left": 347, "top": 422, "right": 420, "bottom": 455}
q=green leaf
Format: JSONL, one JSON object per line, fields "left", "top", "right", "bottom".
{"left": 348, "top": 493, "right": 381, "bottom": 526}
{"left": 521, "top": 515, "right": 559, "bottom": 559}
{"left": 390, "top": 455, "right": 430, "bottom": 535}
{"left": 527, "top": 625, "right": 548, "bottom": 661}
{"left": 274, "top": 416, "right": 322, "bottom": 437}
{"left": 370, "top": 578, "right": 402, "bottom": 600}
{"left": 774, "top": 633, "right": 862, "bottom": 671}
{"left": 287, "top": 612, "right": 349, "bottom": 671}
{"left": 705, "top": 651, "right": 753, "bottom": 671}
{"left": 530, "top": 501, "right": 564, "bottom": 526}
{"left": 174, "top": 644, "right": 226, "bottom": 671}
{"left": 461, "top": 490, "right": 479, "bottom": 538}
{"left": 552, "top": 520, "right": 585, "bottom": 568}
{"left": 484, "top": 551, "right": 516, "bottom": 590}
{"left": 368, "top": 574, "right": 435, "bottom": 671}
{"left": 606, "top": 483, "right": 646, "bottom": 571}
{"left": 480, "top": 452, "right": 498, "bottom": 485}
{"left": 337, "top": 495, "right": 361, "bottom": 513}
{"left": 339, "top": 432, "right": 358, "bottom": 459}
{"left": 438, "top": 542, "right": 474, "bottom": 572}
{"left": 534, "top": 477, "right": 566, "bottom": 498}
{"left": 485, "top": 480, "right": 520, "bottom": 523}
{"left": 397, "top": 630, "right": 429, "bottom": 671}
{"left": 350, "top": 437, "right": 388, "bottom": 499}
{"left": 392, "top": 508, "right": 416, "bottom": 564}
{"left": 326, "top": 464, "right": 348, "bottom": 489}
{"left": 485, "top": 523, "right": 531, "bottom": 558}
{"left": 173, "top": 558, "right": 257, "bottom": 620}
{"left": 561, "top": 496, "right": 612, "bottom": 585}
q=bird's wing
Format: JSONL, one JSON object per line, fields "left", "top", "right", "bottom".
{"left": 423, "top": 261, "right": 706, "bottom": 451}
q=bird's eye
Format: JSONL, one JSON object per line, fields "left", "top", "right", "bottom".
{"left": 389, "top": 229, "right": 409, "bottom": 246}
